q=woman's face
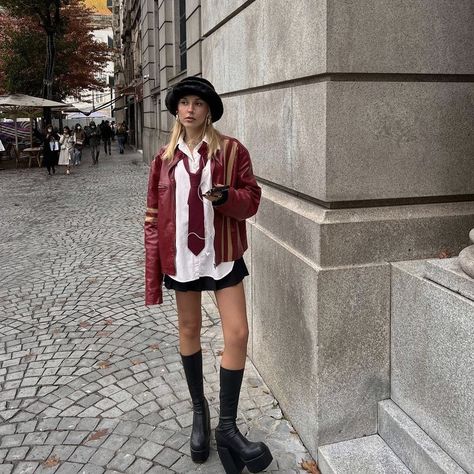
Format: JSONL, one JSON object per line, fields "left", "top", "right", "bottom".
{"left": 177, "top": 95, "right": 209, "bottom": 134}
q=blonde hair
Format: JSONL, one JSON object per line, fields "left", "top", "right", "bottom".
{"left": 162, "top": 120, "right": 223, "bottom": 161}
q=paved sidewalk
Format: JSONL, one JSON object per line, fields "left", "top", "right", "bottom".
{"left": 0, "top": 146, "right": 312, "bottom": 473}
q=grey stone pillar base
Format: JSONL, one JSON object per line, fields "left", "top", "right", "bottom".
{"left": 246, "top": 186, "right": 474, "bottom": 457}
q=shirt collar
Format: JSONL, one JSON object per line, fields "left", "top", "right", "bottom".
{"left": 177, "top": 134, "right": 208, "bottom": 151}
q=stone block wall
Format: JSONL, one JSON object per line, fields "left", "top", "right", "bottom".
{"left": 132, "top": 0, "right": 474, "bottom": 459}
{"left": 391, "top": 260, "right": 474, "bottom": 472}
{"left": 139, "top": 0, "right": 204, "bottom": 161}
{"left": 200, "top": 0, "right": 474, "bottom": 458}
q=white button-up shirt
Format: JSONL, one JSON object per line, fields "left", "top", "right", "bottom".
{"left": 171, "top": 135, "right": 234, "bottom": 282}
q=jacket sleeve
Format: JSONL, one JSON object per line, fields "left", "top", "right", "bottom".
{"left": 144, "top": 155, "right": 163, "bottom": 305}
{"left": 213, "top": 143, "right": 261, "bottom": 221}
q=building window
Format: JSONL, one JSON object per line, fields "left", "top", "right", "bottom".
{"left": 178, "top": 0, "right": 187, "bottom": 71}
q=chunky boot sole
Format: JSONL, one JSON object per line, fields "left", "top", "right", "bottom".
{"left": 190, "top": 445, "right": 210, "bottom": 463}
{"left": 245, "top": 444, "right": 273, "bottom": 473}
{"left": 217, "top": 442, "right": 273, "bottom": 474}
{"left": 217, "top": 445, "right": 246, "bottom": 474}
{"left": 190, "top": 398, "right": 211, "bottom": 463}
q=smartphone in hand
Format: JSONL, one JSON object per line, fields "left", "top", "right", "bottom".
{"left": 202, "top": 185, "right": 229, "bottom": 197}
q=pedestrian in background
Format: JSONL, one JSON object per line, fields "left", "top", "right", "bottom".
{"left": 101, "top": 120, "right": 112, "bottom": 155}
{"left": 111, "top": 121, "right": 116, "bottom": 140}
{"left": 144, "top": 77, "right": 272, "bottom": 473}
{"left": 43, "top": 124, "right": 60, "bottom": 176}
{"left": 58, "top": 126, "right": 74, "bottom": 175}
{"left": 88, "top": 121, "right": 101, "bottom": 165}
{"left": 73, "top": 123, "right": 86, "bottom": 166}
{"left": 116, "top": 122, "right": 128, "bottom": 154}
{"left": 83, "top": 125, "right": 90, "bottom": 146}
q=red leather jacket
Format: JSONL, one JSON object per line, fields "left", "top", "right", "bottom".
{"left": 145, "top": 136, "right": 261, "bottom": 305}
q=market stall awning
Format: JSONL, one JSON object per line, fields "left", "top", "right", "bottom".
{"left": 0, "top": 94, "right": 67, "bottom": 149}
{"left": 0, "top": 94, "right": 66, "bottom": 109}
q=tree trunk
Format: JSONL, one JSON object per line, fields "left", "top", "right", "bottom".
{"left": 43, "top": 30, "right": 55, "bottom": 100}
{"left": 42, "top": 29, "right": 55, "bottom": 124}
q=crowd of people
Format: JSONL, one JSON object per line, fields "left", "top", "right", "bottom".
{"left": 40, "top": 120, "right": 128, "bottom": 176}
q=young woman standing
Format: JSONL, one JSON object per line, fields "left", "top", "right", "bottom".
{"left": 43, "top": 124, "right": 60, "bottom": 176}
{"left": 58, "top": 126, "right": 74, "bottom": 175}
{"left": 87, "top": 121, "right": 101, "bottom": 165}
{"left": 145, "top": 76, "right": 273, "bottom": 473}
{"left": 73, "top": 123, "right": 86, "bottom": 166}
{"left": 116, "top": 122, "right": 128, "bottom": 154}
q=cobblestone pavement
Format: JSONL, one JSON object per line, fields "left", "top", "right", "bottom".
{"left": 0, "top": 145, "right": 312, "bottom": 473}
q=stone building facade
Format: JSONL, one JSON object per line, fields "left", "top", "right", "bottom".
{"left": 114, "top": 1, "right": 474, "bottom": 471}
{"left": 80, "top": 0, "right": 114, "bottom": 116}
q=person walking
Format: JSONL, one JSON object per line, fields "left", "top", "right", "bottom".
{"left": 144, "top": 76, "right": 272, "bottom": 473}
{"left": 43, "top": 124, "right": 60, "bottom": 176}
{"left": 111, "top": 121, "right": 116, "bottom": 141}
{"left": 116, "top": 122, "right": 128, "bottom": 154}
{"left": 73, "top": 123, "right": 86, "bottom": 166}
{"left": 58, "top": 126, "right": 74, "bottom": 175}
{"left": 88, "top": 121, "right": 101, "bottom": 165}
{"left": 101, "top": 120, "right": 112, "bottom": 155}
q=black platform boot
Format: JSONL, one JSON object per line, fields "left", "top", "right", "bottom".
{"left": 181, "top": 350, "right": 211, "bottom": 463}
{"left": 215, "top": 366, "right": 273, "bottom": 474}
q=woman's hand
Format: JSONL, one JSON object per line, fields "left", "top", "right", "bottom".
{"left": 202, "top": 184, "right": 228, "bottom": 202}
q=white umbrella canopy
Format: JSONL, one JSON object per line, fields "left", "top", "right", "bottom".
{"left": 0, "top": 94, "right": 66, "bottom": 150}
{"left": 0, "top": 93, "right": 66, "bottom": 108}
{"left": 60, "top": 101, "right": 97, "bottom": 115}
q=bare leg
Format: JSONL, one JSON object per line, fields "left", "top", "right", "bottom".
{"left": 175, "top": 290, "right": 202, "bottom": 355}
{"left": 215, "top": 282, "right": 248, "bottom": 370}
{"left": 214, "top": 282, "right": 273, "bottom": 472}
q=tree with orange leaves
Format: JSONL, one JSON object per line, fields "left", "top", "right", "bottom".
{"left": 0, "top": 0, "right": 111, "bottom": 102}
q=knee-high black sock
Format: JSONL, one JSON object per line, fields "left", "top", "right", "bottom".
{"left": 215, "top": 365, "right": 273, "bottom": 472}
{"left": 181, "top": 349, "right": 205, "bottom": 408}
{"left": 181, "top": 349, "right": 211, "bottom": 463}
{"left": 217, "top": 366, "right": 245, "bottom": 430}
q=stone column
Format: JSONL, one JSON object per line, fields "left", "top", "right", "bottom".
{"left": 141, "top": 0, "right": 160, "bottom": 160}
{"left": 200, "top": 0, "right": 474, "bottom": 458}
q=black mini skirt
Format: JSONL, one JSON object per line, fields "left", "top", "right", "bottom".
{"left": 164, "top": 257, "right": 249, "bottom": 292}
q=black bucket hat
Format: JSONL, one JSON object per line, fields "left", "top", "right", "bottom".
{"left": 165, "top": 76, "right": 223, "bottom": 122}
